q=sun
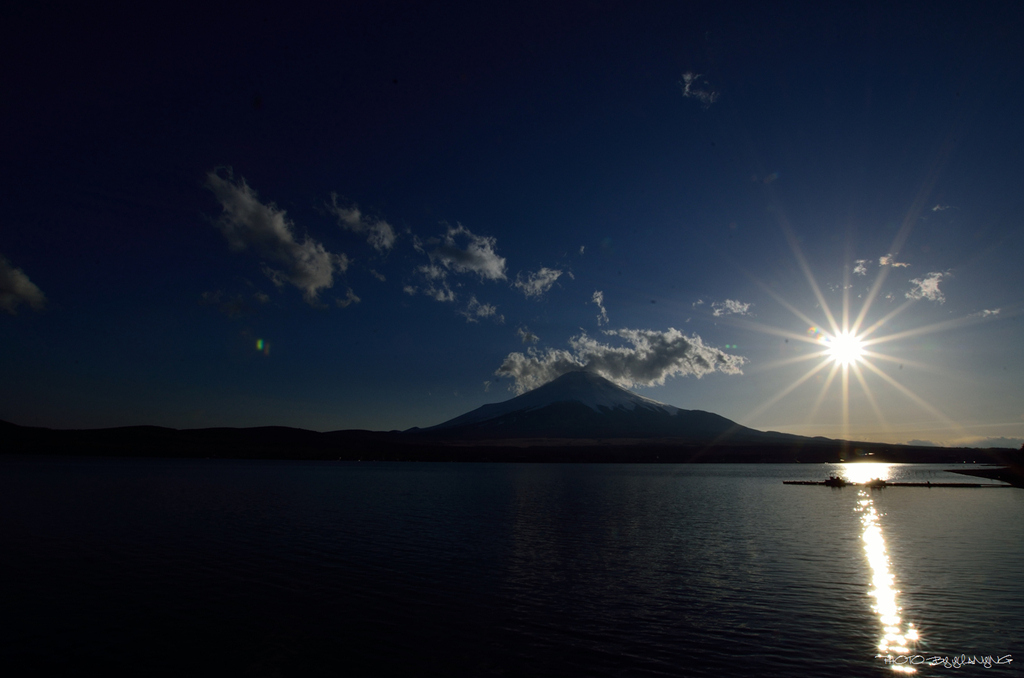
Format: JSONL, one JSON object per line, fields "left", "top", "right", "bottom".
{"left": 822, "top": 330, "right": 865, "bottom": 366}
{"left": 723, "top": 219, "right": 991, "bottom": 446}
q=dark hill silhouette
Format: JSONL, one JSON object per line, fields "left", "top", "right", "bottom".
{"left": 2, "top": 373, "right": 1019, "bottom": 465}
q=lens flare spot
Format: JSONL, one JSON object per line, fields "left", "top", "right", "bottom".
{"left": 256, "top": 339, "right": 269, "bottom": 355}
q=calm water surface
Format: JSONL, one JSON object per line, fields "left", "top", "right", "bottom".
{"left": 2, "top": 459, "right": 1021, "bottom": 676}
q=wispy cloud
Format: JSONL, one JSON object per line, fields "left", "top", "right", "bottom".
{"left": 206, "top": 169, "right": 347, "bottom": 304}
{"left": 460, "top": 295, "right": 502, "bottom": 323}
{"left": 417, "top": 264, "right": 447, "bottom": 281}
{"left": 517, "top": 326, "right": 539, "bottom": 344}
{"left": 496, "top": 328, "right": 746, "bottom": 394}
{"left": 931, "top": 204, "right": 956, "bottom": 212}
{"left": 327, "top": 193, "right": 397, "bottom": 252}
{"left": 428, "top": 286, "right": 456, "bottom": 302}
{"left": 853, "top": 260, "right": 868, "bottom": 276}
{"left": 0, "top": 254, "right": 46, "bottom": 314}
{"left": 679, "top": 71, "right": 719, "bottom": 107}
{"left": 429, "top": 224, "right": 506, "bottom": 281}
{"left": 711, "top": 299, "right": 751, "bottom": 317}
{"left": 514, "top": 267, "right": 563, "bottom": 298}
{"left": 592, "top": 290, "right": 609, "bottom": 325}
{"left": 971, "top": 308, "right": 1000, "bottom": 318}
{"left": 409, "top": 282, "right": 455, "bottom": 302}
{"left": 335, "top": 287, "right": 360, "bottom": 308}
{"left": 408, "top": 263, "right": 456, "bottom": 302}
{"left": 906, "top": 272, "right": 946, "bottom": 303}
{"left": 879, "top": 254, "right": 910, "bottom": 268}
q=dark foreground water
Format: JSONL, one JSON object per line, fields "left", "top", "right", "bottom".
{"left": 2, "top": 459, "right": 1021, "bottom": 677}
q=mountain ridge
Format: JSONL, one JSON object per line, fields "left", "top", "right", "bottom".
{"left": 2, "top": 416, "right": 1017, "bottom": 465}
{"left": 2, "top": 367, "right": 1016, "bottom": 465}
{"left": 418, "top": 371, "right": 800, "bottom": 443}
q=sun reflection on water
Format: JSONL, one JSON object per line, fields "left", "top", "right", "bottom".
{"left": 842, "top": 462, "right": 892, "bottom": 485}
{"left": 854, "top": 482, "right": 921, "bottom": 672}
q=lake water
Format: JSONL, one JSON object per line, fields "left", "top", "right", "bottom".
{"left": 2, "top": 459, "right": 1021, "bottom": 676}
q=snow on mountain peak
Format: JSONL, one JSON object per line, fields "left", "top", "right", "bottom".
{"left": 524, "top": 371, "right": 680, "bottom": 413}
{"left": 428, "top": 370, "right": 680, "bottom": 430}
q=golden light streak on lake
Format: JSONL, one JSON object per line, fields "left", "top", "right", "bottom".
{"left": 850, "top": 474, "right": 922, "bottom": 672}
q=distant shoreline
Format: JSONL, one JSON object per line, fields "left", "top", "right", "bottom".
{"left": 3, "top": 420, "right": 1019, "bottom": 465}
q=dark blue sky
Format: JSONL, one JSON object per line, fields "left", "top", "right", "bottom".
{"left": 2, "top": 1, "right": 1022, "bottom": 446}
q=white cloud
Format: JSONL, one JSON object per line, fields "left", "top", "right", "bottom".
{"left": 335, "top": 287, "right": 360, "bottom": 308}
{"left": 931, "top": 204, "right": 955, "bottom": 212}
{"left": 879, "top": 254, "right": 910, "bottom": 268}
{"left": 417, "top": 264, "right": 447, "bottom": 281}
{"left": 495, "top": 347, "right": 581, "bottom": 394}
{"left": 680, "top": 71, "right": 719, "bottom": 107}
{"left": 514, "top": 267, "right": 563, "bottom": 298}
{"left": 206, "top": 169, "right": 346, "bottom": 304}
{"left": 327, "top": 193, "right": 396, "bottom": 252}
{"left": 429, "top": 223, "right": 506, "bottom": 281}
{"left": 853, "top": 260, "right": 868, "bottom": 276}
{"left": 402, "top": 285, "right": 417, "bottom": 296}
{"left": 0, "top": 255, "right": 46, "bottom": 314}
{"left": 592, "top": 290, "right": 609, "bottom": 325}
{"left": 496, "top": 328, "right": 746, "bottom": 394}
{"left": 460, "top": 295, "right": 501, "bottom": 323}
{"left": 517, "top": 326, "right": 539, "bottom": 344}
{"left": 369, "top": 269, "right": 386, "bottom": 282}
{"left": 972, "top": 308, "right": 1000, "bottom": 318}
{"left": 411, "top": 234, "right": 426, "bottom": 254}
{"left": 410, "top": 264, "right": 456, "bottom": 302}
{"left": 579, "top": 245, "right": 585, "bottom": 256}
{"left": 425, "top": 284, "right": 456, "bottom": 302}
{"left": 711, "top": 299, "right": 751, "bottom": 317}
{"left": 906, "top": 272, "right": 946, "bottom": 303}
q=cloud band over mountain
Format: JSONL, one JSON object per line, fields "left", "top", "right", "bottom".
{"left": 496, "top": 327, "right": 746, "bottom": 394}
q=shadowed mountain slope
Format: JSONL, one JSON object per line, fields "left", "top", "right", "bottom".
{"left": 418, "top": 370, "right": 801, "bottom": 443}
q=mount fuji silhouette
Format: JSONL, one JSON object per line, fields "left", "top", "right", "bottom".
{"left": 417, "top": 370, "right": 801, "bottom": 444}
